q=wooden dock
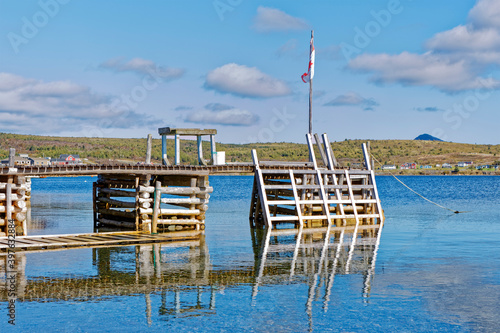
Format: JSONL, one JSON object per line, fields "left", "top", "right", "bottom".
{"left": 0, "top": 162, "right": 316, "bottom": 237}
{"left": 0, "top": 130, "right": 384, "bottom": 254}
{"left": 0, "top": 230, "right": 203, "bottom": 252}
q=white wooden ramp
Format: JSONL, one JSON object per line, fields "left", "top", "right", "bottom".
{"left": 249, "top": 134, "right": 384, "bottom": 229}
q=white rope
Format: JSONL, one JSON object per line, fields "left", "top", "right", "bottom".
{"left": 370, "top": 154, "right": 468, "bottom": 214}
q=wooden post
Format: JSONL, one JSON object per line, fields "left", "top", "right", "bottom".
{"left": 135, "top": 176, "right": 140, "bottom": 231}
{"left": 92, "top": 182, "right": 97, "bottom": 231}
{"left": 210, "top": 135, "right": 216, "bottom": 165}
{"left": 249, "top": 177, "right": 258, "bottom": 228}
{"left": 252, "top": 149, "right": 272, "bottom": 229}
{"left": 314, "top": 133, "right": 328, "bottom": 167}
{"left": 306, "top": 134, "right": 317, "bottom": 168}
{"left": 362, "top": 143, "right": 384, "bottom": 223}
{"left": 152, "top": 181, "right": 161, "bottom": 234}
{"left": 362, "top": 142, "right": 372, "bottom": 171}
{"left": 321, "top": 133, "right": 339, "bottom": 169}
{"left": 191, "top": 177, "right": 198, "bottom": 230}
{"left": 8, "top": 148, "right": 15, "bottom": 167}
{"left": 289, "top": 170, "right": 304, "bottom": 227}
{"left": 146, "top": 134, "right": 152, "bottom": 164}
{"left": 197, "top": 135, "right": 205, "bottom": 165}
{"left": 174, "top": 134, "right": 180, "bottom": 165}
{"left": 161, "top": 135, "right": 169, "bottom": 165}
{"left": 6, "top": 177, "right": 13, "bottom": 237}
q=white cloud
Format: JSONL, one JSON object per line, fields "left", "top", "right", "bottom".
{"left": 99, "top": 57, "right": 184, "bottom": 80}
{"left": 426, "top": 25, "right": 500, "bottom": 52}
{"left": 204, "top": 63, "right": 291, "bottom": 98}
{"left": 253, "top": 7, "right": 309, "bottom": 32}
{"left": 349, "top": 0, "right": 500, "bottom": 93}
{"left": 468, "top": 0, "right": 500, "bottom": 29}
{"left": 0, "top": 73, "right": 35, "bottom": 91}
{"left": 324, "top": 92, "right": 378, "bottom": 110}
{"left": 186, "top": 104, "right": 259, "bottom": 126}
{"left": 349, "top": 52, "right": 500, "bottom": 92}
{"left": 0, "top": 72, "right": 163, "bottom": 135}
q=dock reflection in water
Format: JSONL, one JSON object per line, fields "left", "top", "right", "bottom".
{"left": 0, "top": 224, "right": 383, "bottom": 326}
{"left": 251, "top": 224, "right": 383, "bottom": 314}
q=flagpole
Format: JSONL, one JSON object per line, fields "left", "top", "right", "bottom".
{"left": 309, "top": 30, "right": 313, "bottom": 135}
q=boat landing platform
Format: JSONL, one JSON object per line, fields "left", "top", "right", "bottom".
{"left": 0, "top": 230, "right": 202, "bottom": 253}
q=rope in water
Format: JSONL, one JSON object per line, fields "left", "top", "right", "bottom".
{"left": 370, "top": 153, "right": 468, "bottom": 214}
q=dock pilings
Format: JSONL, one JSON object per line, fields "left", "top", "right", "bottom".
{"left": 0, "top": 174, "right": 29, "bottom": 237}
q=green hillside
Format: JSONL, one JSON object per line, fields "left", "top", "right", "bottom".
{"left": 0, "top": 133, "right": 499, "bottom": 168}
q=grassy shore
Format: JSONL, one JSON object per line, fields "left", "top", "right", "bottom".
{"left": 0, "top": 133, "right": 499, "bottom": 174}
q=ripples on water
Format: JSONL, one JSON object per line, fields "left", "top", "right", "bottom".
{"left": 1, "top": 175, "right": 499, "bottom": 332}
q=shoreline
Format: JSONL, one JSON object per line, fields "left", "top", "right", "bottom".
{"left": 375, "top": 170, "right": 500, "bottom": 176}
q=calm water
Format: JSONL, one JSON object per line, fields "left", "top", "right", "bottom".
{"left": 1, "top": 175, "right": 500, "bottom": 332}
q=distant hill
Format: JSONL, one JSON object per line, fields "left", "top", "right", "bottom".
{"left": 414, "top": 133, "right": 443, "bottom": 141}
{"left": 0, "top": 132, "right": 499, "bottom": 167}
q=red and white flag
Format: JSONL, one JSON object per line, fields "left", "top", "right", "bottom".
{"left": 301, "top": 33, "right": 315, "bottom": 83}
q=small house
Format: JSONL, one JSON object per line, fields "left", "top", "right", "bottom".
{"left": 29, "top": 157, "right": 51, "bottom": 166}
{"left": 0, "top": 156, "right": 31, "bottom": 167}
{"left": 457, "top": 161, "right": 473, "bottom": 167}
{"left": 400, "top": 162, "right": 416, "bottom": 170}
{"left": 381, "top": 165, "right": 396, "bottom": 170}
{"left": 52, "top": 154, "right": 82, "bottom": 165}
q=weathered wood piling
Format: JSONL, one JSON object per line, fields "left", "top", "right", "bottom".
{"left": 0, "top": 175, "right": 29, "bottom": 237}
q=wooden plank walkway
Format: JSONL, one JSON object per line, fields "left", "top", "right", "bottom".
{"left": 0, "top": 162, "right": 317, "bottom": 177}
{"left": 0, "top": 230, "right": 202, "bottom": 252}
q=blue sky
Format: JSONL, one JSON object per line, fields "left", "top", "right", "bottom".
{"left": 0, "top": 0, "right": 499, "bottom": 144}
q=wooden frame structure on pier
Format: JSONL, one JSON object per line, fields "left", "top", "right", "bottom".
{"left": 158, "top": 127, "right": 217, "bottom": 166}
{"left": 249, "top": 133, "right": 384, "bottom": 230}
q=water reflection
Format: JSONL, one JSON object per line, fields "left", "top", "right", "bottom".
{"left": 251, "top": 224, "right": 383, "bottom": 311}
{"left": 1, "top": 224, "right": 383, "bottom": 326}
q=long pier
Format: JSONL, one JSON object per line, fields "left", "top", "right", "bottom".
{"left": 0, "top": 131, "right": 383, "bottom": 253}
{"left": 0, "top": 161, "right": 319, "bottom": 241}
{"left": 0, "top": 162, "right": 315, "bottom": 177}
